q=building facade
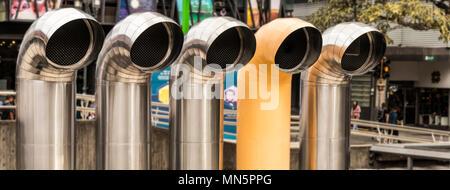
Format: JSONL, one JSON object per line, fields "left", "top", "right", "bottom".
{"left": 292, "top": 1, "right": 450, "bottom": 128}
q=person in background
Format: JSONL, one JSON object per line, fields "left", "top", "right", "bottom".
{"left": 378, "top": 103, "right": 389, "bottom": 123}
{"left": 89, "top": 100, "right": 95, "bottom": 108}
{"left": 388, "top": 107, "right": 400, "bottom": 136}
{"left": 88, "top": 112, "right": 96, "bottom": 120}
{"left": 397, "top": 108, "right": 404, "bottom": 126}
{"left": 3, "top": 96, "right": 15, "bottom": 120}
{"left": 351, "top": 101, "right": 361, "bottom": 130}
{"left": 0, "top": 99, "right": 3, "bottom": 120}
{"left": 376, "top": 103, "right": 389, "bottom": 133}
{"left": 76, "top": 99, "right": 82, "bottom": 119}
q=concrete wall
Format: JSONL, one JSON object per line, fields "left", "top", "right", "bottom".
{"left": 390, "top": 62, "right": 420, "bottom": 81}
{"left": 415, "top": 61, "right": 450, "bottom": 89}
{"left": 349, "top": 146, "right": 371, "bottom": 169}
{"left": 0, "top": 120, "right": 370, "bottom": 170}
{"left": 0, "top": 120, "right": 15, "bottom": 169}
{"left": 0, "top": 120, "right": 174, "bottom": 170}
{"left": 390, "top": 61, "right": 450, "bottom": 89}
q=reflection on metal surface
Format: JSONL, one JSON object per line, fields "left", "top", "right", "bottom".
{"left": 300, "top": 22, "right": 386, "bottom": 170}
{"left": 236, "top": 18, "right": 322, "bottom": 170}
{"left": 169, "top": 17, "right": 256, "bottom": 170}
{"left": 16, "top": 8, "right": 104, "bottom": 170}
{"left": 95, "top": 12, "right": 183, "bottom": 170}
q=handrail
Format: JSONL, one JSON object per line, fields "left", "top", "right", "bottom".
{"left": 351, "top": 119, "right": 450, "bottom": 143}
{"left": 352, "top": 119, "right": 450, "bottom": 135}
{"left": 0, "top": 91, "right": 16, "bottom": 95}
{"left": 351, "top": 130, "right": 432, "bottom": 143}
{"left": 0, "top": 91, "right": 97, "bottom": 120}
{"left": 0, "top": 105, "right": 15, "bottom": 110}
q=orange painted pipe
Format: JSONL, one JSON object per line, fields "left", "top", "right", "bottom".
{"left": 236, "top": 18, "right": 322, "bottom": 170}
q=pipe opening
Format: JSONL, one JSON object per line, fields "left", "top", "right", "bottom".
{"left": 131, "top": 23, "right": 172, "bottom": 68}
{"left": 206, "top": 26, "right": 255, "bottom": 70}
{"left": 275, "top": 27, "right": 322, "bottom": 72}
{"left": 341, "top": 33, "right": 371, "bottom": 72}
{"left": 341, "top": 31, "right": 385, "bottom": 74}
{"left": 46, "top": 19, "right": 91, "bottom": 66}
{"left": 275, "top": 29, "right": 307, "bottom": 69}
{"left": 207, "top": 28, "right": 241, "bottom": 69}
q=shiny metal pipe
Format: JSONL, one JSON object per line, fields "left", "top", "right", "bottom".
{"left": 95, "top": 12, "right": 183, "bottom": 170}
{"left": 16, "top": 8, "right": 104, "bottom": 170}
{"left": 169, "top": 17, "right": 256, "bottom": 170}
{"left": 299, "top": 22, "right": 386, "bottom": 170}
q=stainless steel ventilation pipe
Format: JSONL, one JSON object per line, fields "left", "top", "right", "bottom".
{"left": 95, "top": 12, "right": 183, "bottom": 170}
{"left": 299, "top": 22, "right": 386, "bottom": 170}
{"left": 169, "top": 17, "right": 256, "bottom": 170}
{"left": 16, "top": 8, "right": 104, "bottom": 170}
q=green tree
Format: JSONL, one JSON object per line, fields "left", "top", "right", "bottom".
{"left": 307, "top": 0, "right": 450, "bottom": 44}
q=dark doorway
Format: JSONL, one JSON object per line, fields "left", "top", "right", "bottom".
{"left": 387, "top": 81, "right": 416, "bottom": 125}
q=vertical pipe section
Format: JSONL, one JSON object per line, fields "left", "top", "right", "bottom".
{"left": 169, "top": 17, "right": 256, "bottom": 170}
{"left": 300, "top": 22, "right": 386, "bottom": 170}
{"left": 16, "top": 8, "right": 104, "bottom": 170}
{"left": 236, "top": 18, "right": 322, "bottom": 170}
{"left": 95, "top": 12, "right": 183, "bottom": 170}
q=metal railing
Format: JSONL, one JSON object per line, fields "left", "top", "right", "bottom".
{"left": 0, "top": 90, "right": 16, "bottom": 111}
{"left": 350, "top": 119, "right": 450, "bottom": 144}
{"left": 0, "top": 91, "right": 96, "bottom": 120}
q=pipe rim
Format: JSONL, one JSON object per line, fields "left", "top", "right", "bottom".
{"left": 45, "top": 18, "right": 104, "bottom": 71}
{"left": 274, "top": 26, "right": 322, "bottom": 74}
{"left": 205, "top": 25, "right": 256, "bottom": 73}
{"left": 341, "top": 31, "right": 386, "bottom": 76}
{"left": 130, "top": 21, "right": 184, "bottom": 73}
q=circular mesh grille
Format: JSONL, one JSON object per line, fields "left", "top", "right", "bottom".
{"left": 275, "top": 29, "right": 307, "bottom": 70}
{"left": 341, "top": 34, "right": 370, "bottom": 71}
{"left": 131, "top": 23, "right": 169, "bottom": 68}
{"left": 46, "top": 19, "right": 91, "bottom": 66}
{"left": 207, "top": 28, "right": 241, "bottom": 69}
{"left": 156, "top": 24, "right": 184, "bottom": 70}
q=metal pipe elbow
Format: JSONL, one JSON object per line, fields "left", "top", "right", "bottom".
{"left": 96, "top": 12, "right": 184, "bottom": 84}
{"left": 252, "top": 18, "right": 323, "bottom": 74}
{"left": 303, "top": 22, "right": 387, "bottom": 84}
{"left": 17, "top": 8, "right": 105, "bottom": 82}
{"left": 174, "top": 16, "right": 256, "bottom": 78}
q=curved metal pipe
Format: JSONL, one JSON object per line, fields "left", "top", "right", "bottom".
{"left": 299, "top": 22, "right": 386, "bottom": 170}
{"left": 236, "top": 18, "right": 322, "bottom": 170}
{"left": 95, "top": 12, "right": 183, "bottom": 170}
{"left": 16, "top": 8, "right": 104, "bottom": 170}
{"left": 169, "top": 17, "right": 256, "bottom": 170}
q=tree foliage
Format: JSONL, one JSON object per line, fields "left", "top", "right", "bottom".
{"left": 307, "top": 0, "right": 450, "bottom": 44}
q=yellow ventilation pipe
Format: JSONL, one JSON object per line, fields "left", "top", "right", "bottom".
{"left": 236, "top": 18, "right": 322, "bottom": 170}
